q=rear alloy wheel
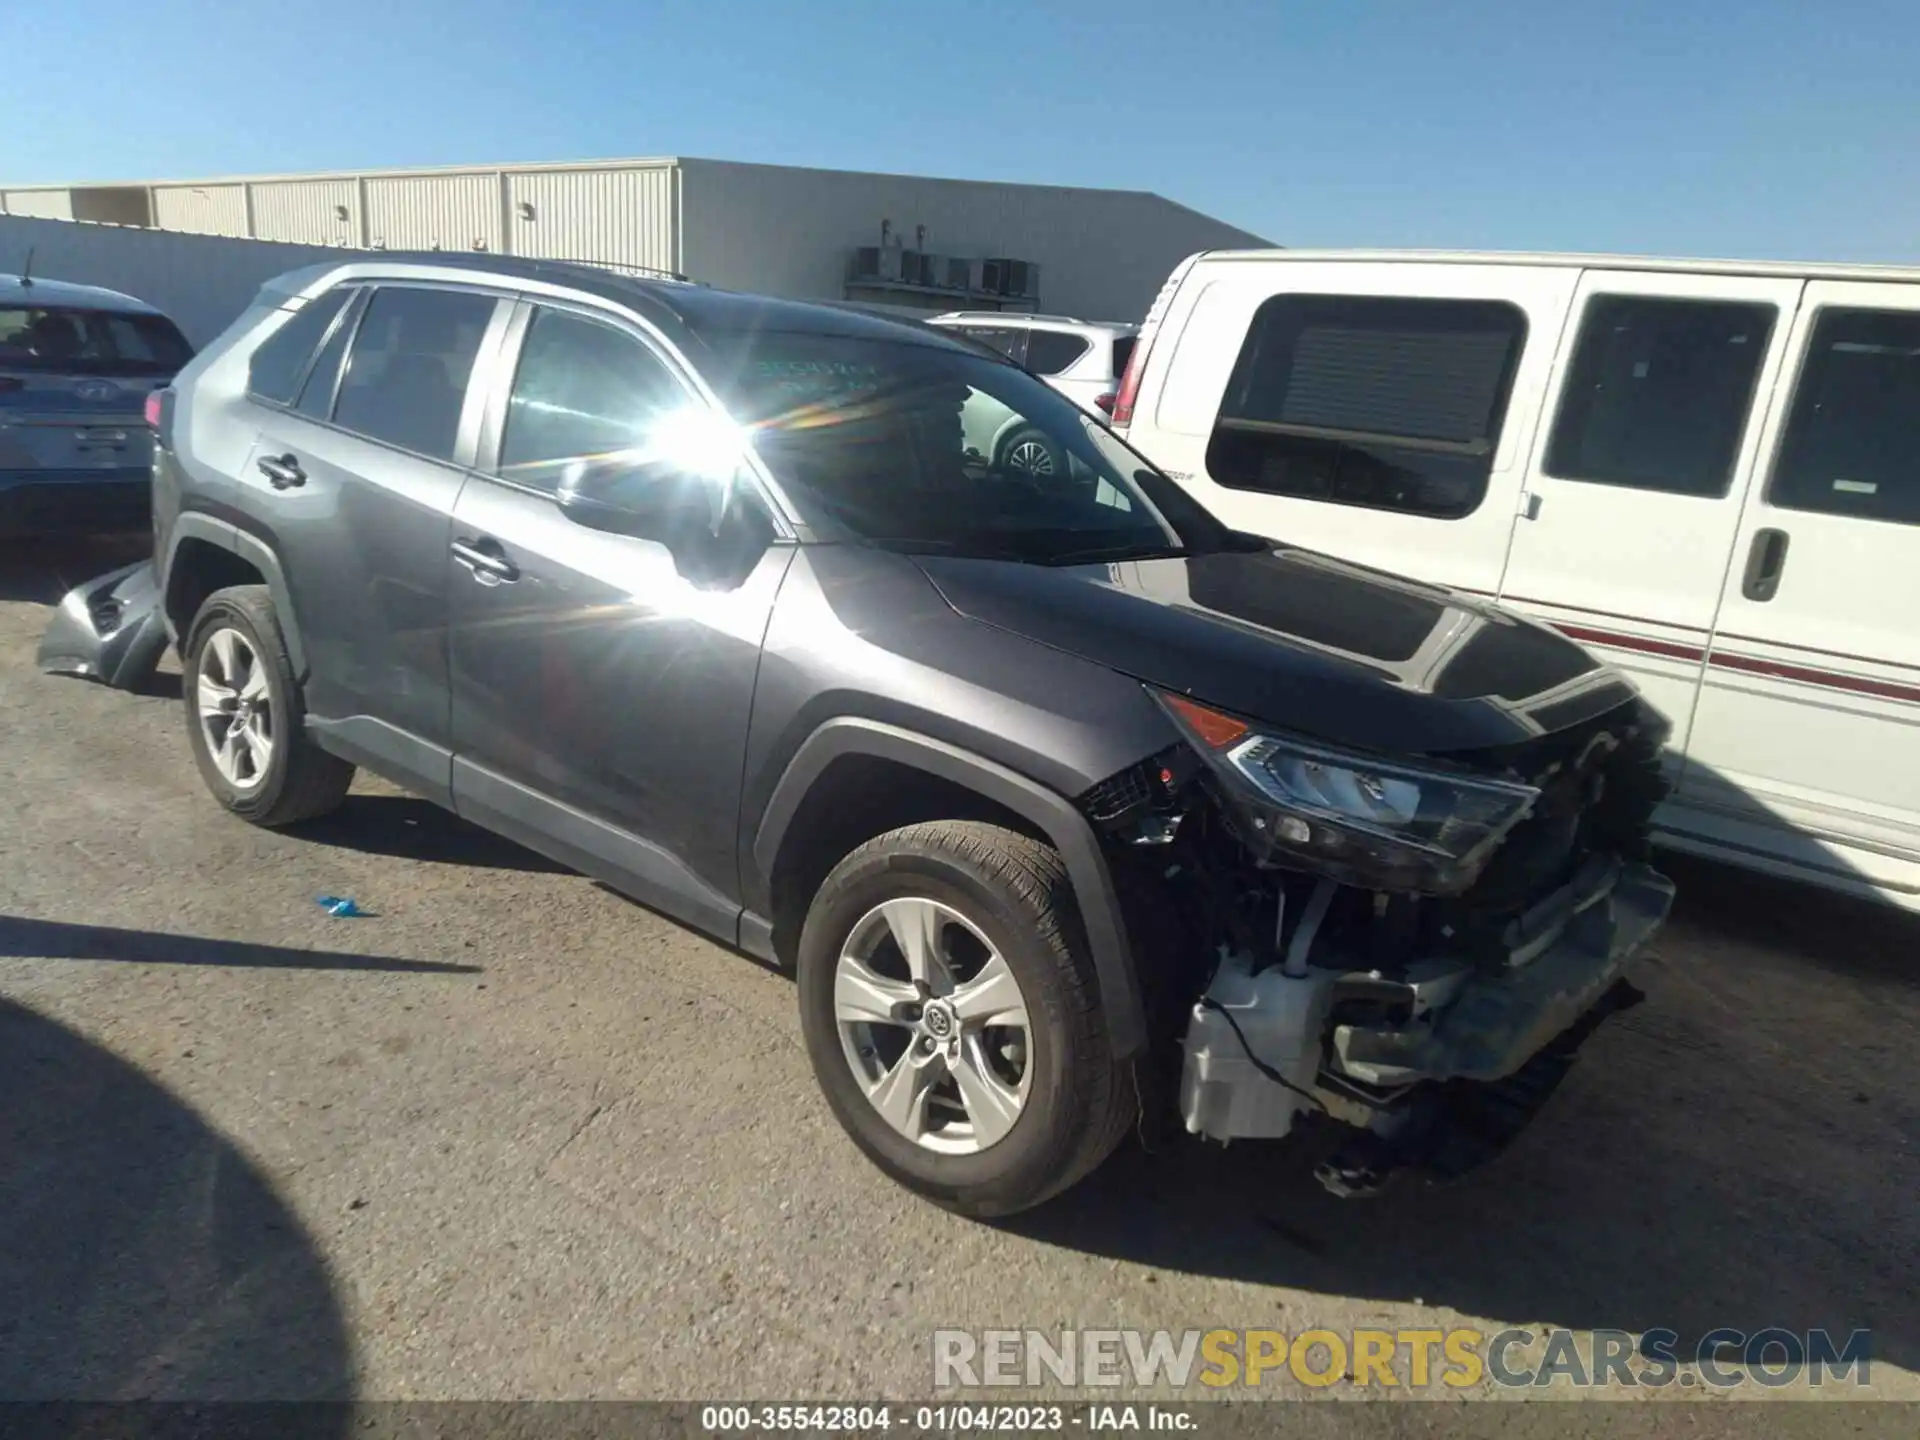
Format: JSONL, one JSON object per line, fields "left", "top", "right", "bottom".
{"left": 196, "top": 626, "right": 275, "bottom": 791}
{"left": 183, "top": 585, "right": 354, "bottom": 827}
{"left": 797, "top": 821, "right": 1134, "bottom": 1217}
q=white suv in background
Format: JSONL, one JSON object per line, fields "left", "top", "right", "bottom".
{"left": 926, "top": 313, "right": 1138, "bottom": 419}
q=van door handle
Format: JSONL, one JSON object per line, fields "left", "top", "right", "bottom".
{"left": 1741, "top": 527, "right": 1790, "bottom": 602}
{"left": 451, "top": 536, "right": 520, "bottom": 584}
{"left": 257, "top": 454, "right": 305, "bottom": 489}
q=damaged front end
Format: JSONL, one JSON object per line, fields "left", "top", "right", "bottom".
{"left": 1085, "top": 688, "right": 1675, "bottom": 1197}
{"left": 37, "top": 559, "right": 170, "bottom": 690}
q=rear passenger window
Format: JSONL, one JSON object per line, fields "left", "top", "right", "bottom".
{"left": 246, "top": 288, "right": 351, "bottom": 404}
{"left": 1024, "top": 331, "right": 1090, "bottom": 376}
{"left": 497, "top": 307, "right": 686, "bottom": 492}
{"left": 1771, "top": 307, "right": 1920, "bottom": 527}
{"left": 1207, "top": 295, "right": 1526, "bottom": 520}
{"left": 1110, "top": 335, "right": 1137, "bottom": 381}
{"left": 1545, "top": 295, "right": 1774, "bottom": 497}
{"left": 334, "top": 287, "right": 495, "bottom": 462}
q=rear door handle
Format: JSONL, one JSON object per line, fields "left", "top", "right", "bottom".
{"left": 257, "top": 453, "right": 305, "bottom": 489}
{"left": 451, "top": 536, "right": 520, "bottom": 584}
{"left": 1741, "top": 527, "right": 1790, "bottom": 602}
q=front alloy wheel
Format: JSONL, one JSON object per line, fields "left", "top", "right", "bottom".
{"left": 835, "top": 897, "right": 1032, "bottom": 1153}
{"left": 796, "top": 821, "right": 1134, "bottom": 1217}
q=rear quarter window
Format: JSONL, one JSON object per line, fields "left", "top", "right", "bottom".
{"left": 247, "top": 287, "right": 353, "bottom": 405}
{"left": 1023, "top": 330, "right": 1091, "bottom": 376}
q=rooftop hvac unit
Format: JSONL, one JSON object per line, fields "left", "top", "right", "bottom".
{"left": 847, "top": 246, "right": 906, "bottom": 283}
{"left": 979, "top": 258, "right": 1041, "bottom": 300}
{"left": 897, "top": 249, "right": 933, "bottom": 287}
{"left": 943, "top": 256, "right": 975, "bottom": 291}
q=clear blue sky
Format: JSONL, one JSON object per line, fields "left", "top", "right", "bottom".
{"left": 11, "top": 0, "right": 1919, "bottom": 261}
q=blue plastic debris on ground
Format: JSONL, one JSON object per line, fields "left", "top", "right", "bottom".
{"left": 316, "top": 895, "right": 366, "bottom": 918}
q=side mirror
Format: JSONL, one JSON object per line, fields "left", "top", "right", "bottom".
{"left": 555, "top": 458, "right": 726, "bottom": 543}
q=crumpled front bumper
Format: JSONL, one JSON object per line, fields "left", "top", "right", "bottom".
{"left": 1333, "top": 860, "right": 1675, "bottom": 1086}
{"left": 36, "top": 559, "right": 170, "bottom": 691}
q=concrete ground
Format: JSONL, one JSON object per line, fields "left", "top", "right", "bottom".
{"left": 2, "top": 537, "right": 1916, "bottom": 1414}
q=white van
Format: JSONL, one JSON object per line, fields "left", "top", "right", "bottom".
{"left": 1114, "top": 249, "right": 1920, "bottom": 911}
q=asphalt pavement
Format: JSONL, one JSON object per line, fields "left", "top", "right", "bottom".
{"left": 2, "top": 537, "right": 1916, "bottom": 1418}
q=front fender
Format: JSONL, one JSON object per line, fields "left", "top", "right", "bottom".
{"left": 752, "top": 717, "right": 1147, "bottom": 1059}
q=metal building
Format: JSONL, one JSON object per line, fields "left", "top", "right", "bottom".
{"left": 2, "top": 157, "right": 1272, "bottom": 322}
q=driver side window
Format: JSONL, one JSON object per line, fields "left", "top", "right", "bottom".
{"left": 497, "top": 307, "right": 687, "bottom": 492}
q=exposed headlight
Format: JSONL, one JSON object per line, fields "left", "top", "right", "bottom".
{"left": 1155, "top": 691, "right": 1539, "bottom": 895}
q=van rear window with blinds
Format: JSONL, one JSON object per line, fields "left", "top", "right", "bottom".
{"left": 1206, "top": 294, "right": 1526, "bottom": 520}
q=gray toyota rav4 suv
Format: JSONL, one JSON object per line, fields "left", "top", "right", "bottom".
{"left": 43, "top": 255, "right": 1674, "bottom": 1215}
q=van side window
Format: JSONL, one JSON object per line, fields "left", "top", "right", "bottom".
{"left": 1770, "top": 307, "right": 1920, "bottom": 527}
{"left": 1206, "top": 295, "right": 1526, "bottom": 520}
{"left": 1545, "top": 295, "right": 1775, "bottom": 497}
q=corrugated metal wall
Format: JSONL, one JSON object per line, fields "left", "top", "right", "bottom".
{"left": 677, "top": 159, "right": 1271, "bottom": 323}
{"left": 3, "top": 165, "right": 683, "bottom": 267}
{"left": 0, "top": 215, "right": 361, "bottom": 346}
{"left": 5, "top": 160, "right": 1270, "bottom": 320}
{"left": 152, "top": 184, "right": 250, "bottom": 237}
{"left": 505, "top": 167, "right": 677, "bottom": 273}
{"left": 252, "top": 178, "right": 360, "bottom": 246}
{"left": 365, "top": 172, "right": 502, "bottom": 254}
{"left": 2, "top": 190, "right": 74, "bottom": 221}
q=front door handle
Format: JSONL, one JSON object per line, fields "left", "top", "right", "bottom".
{"left": 451, "top": 537, "right": 520, "bottom": 584}
{"left": 1741, "top": 527, "right": 1790, "bottom": 602}
{"left": 258, "top": 453, "right": 305, "bottom": 489}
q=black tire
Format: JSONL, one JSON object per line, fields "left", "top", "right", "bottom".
{"left": 995, "top": 425, "right": 1069, "bottom": 480}
{"left": 796, "top": 820, "right": 1134, "bottom": 1218}
{"left": 183, "top": 584, "right": 354, "bottom": 827}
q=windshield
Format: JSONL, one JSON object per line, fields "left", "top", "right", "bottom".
{"left": 697, "top": 329, "right": 1231, "bottom": 564}
{"left": 0, "top": 304, "right": 193, "bottom": 376}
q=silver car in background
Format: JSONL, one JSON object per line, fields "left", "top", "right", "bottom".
{"left": 0, "top": 274, "right": 194, "bottom": 537}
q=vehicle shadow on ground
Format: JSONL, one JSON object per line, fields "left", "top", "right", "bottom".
{"left": 1012, "top": 856, "right": 1920, "bottom": 1372}
{"left": 0, "top": 995, "right": 354, "bottom": 1404}
{"left": 292, "top": 793, "right": 567, "bottom": 874}
{"left": 0, "top": 914, "right": 482, "bottom": 974}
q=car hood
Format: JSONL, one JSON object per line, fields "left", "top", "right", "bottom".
{"left": 912, "top": 544, "right": 1640, "bottom": 756}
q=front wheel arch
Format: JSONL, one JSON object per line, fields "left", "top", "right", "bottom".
{"left": 749, "top": 719, "right": 1147, "bottom": 1059}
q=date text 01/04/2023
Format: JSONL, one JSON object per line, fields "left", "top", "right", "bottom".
{"left": 699, "top": 1404, "right": 1199, "bottom": 1432}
